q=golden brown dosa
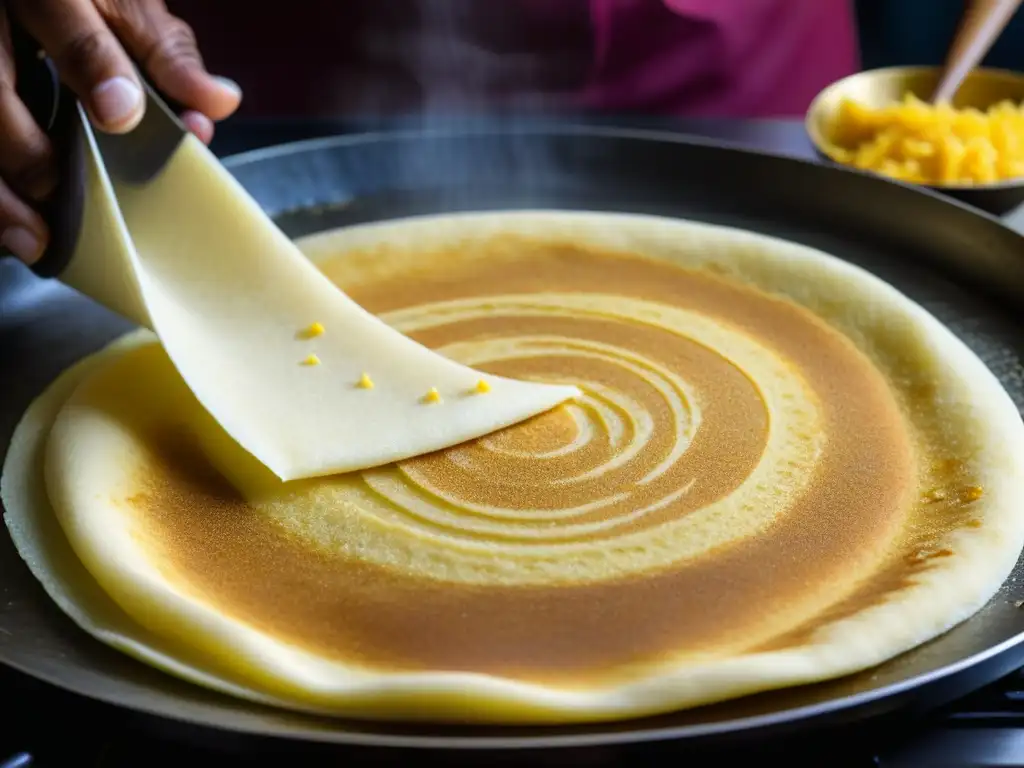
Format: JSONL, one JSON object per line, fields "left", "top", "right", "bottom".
{"left": 4, "top": 211, "right": 1023, "bottom": 724}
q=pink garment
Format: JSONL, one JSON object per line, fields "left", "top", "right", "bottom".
{"left": 581, "top": 0, "right": 859, "bottom": 117}
{"left": 172, "top": 0, "right": 859, "bottom": 119}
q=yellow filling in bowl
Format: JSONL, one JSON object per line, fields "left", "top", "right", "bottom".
{"left": 828, "top": 93, "right": 1024, "bottom": 185}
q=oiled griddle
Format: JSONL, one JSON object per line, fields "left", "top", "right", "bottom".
{"left": 1, "top": 126, "right": 1023, "bottom": 752}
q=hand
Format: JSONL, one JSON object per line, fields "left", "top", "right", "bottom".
{"left": 0, "top": 0, "right": 242, "bottom": 265}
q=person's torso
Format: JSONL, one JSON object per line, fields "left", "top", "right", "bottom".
{"left": 168, "top": 0, "right": 857, "bottom": 119}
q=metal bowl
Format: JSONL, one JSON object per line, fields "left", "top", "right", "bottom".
{"left": 805, "top": 66, "right": 1024, "bottom": 215}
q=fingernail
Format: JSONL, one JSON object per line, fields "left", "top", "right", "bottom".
{"left": 212, "top": 75, "right": 242, "bottom": 100}
{"left": 2, "top": 226, "right": 43, "bottom": 265}
{"left": 182, "top": 111, "right": 215, "bottom": 144}
{"left": 91, "top": 76, "right": 143, "bottom": 131}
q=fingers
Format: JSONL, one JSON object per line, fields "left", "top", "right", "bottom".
{"left": 8, "top": 0, "right": 144, "bottom": 133}
{"left": 0, "top": 10, "right": 57, "bottom": 202}
{"left": 180, "top": 110, "right": 214, "bottom": 145}
{"left": 0, "top": 176, "right": 48, "bottom": 265}
{"left": 0, "top": 8, "right": 50, "bottom": 264}
{"left": 0, "top": 0, "right": 229, "bottom": 268}
{"left": 101, "top": 0, "right": 241, "bottom": 122}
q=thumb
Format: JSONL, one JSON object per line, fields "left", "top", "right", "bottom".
{"left": 102, "top": 0, "right": 241, "bottom": 121}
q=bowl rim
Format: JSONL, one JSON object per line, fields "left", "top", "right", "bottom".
{"left": 804, "top": 65, "right": 1024, "bottom": 192}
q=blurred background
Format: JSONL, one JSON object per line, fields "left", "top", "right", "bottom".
{"left": 857, "top": 0, "right": 1024, "bottom": 72}
{"left": 164, "top": 0, "right": 1024, "bottom": 124}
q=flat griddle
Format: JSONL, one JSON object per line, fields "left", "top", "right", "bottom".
{"left": 1, "top": 126, "right": 1024, "bottom": 752}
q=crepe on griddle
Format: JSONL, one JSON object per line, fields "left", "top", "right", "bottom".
{"left": 4, "top": 211, "right": 1024, "bottom": 724}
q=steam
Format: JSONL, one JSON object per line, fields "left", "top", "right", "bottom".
{"left": 327, "top": 0, "right": 570, "bottom": 213}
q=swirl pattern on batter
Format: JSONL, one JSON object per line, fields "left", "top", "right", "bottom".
{"left": 117, "top": 227, "right": 927, "bottom": 680}
{"left": 11, "top": 212, "right": 1023, "bottom": 724}
{"left": 259, "top": 294, "right": 825, "bottom": 585}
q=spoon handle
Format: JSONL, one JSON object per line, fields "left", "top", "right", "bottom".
{"left": 933, "top": 0, "right": 1024, "bottom": 104}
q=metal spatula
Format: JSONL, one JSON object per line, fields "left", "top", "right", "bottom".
{"left": 1, "top": 27, "right": 580, "bottom": 482}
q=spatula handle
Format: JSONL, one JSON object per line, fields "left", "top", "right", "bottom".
{"left": 1, "top": 20, "right": 85, "bottom": 278}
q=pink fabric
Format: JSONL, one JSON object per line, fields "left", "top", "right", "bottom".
{"left": 579, "top": 0, "right": 859, "bottom": 117}
{"left": 171, "top": 0, "right": 859, "bottom": 119}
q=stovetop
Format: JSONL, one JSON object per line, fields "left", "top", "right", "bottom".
{"left": 4, "top": 116, "right": 1024, "bottom": 767}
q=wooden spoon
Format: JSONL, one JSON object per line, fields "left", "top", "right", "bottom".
{"left": 933, "top": 0, "right": 1024, "bottom": 103}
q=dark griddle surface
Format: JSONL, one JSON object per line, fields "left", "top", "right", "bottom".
{"left": 2, "top": 117, "right": 1023, "bottom": 766}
